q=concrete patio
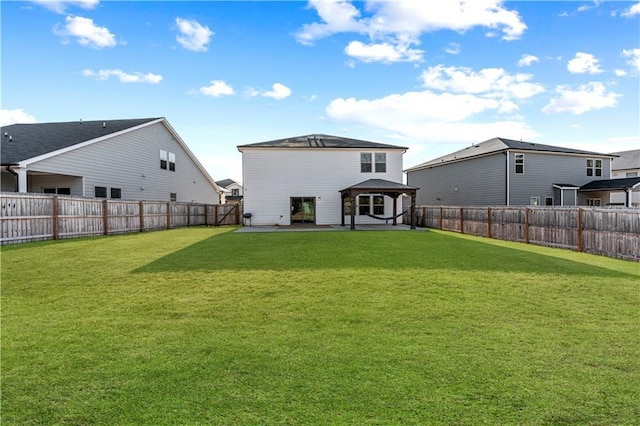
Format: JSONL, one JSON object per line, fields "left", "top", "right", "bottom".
{"left": 234, "top": 224, "right": 427, "bottom": 233}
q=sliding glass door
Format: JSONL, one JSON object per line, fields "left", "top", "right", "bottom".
{"left": 290, "top": 197, "right": 315, "bottom": 224}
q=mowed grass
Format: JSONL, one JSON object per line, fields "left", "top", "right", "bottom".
{"left": 1, "top": 227, "right": 639, "bottom": 425}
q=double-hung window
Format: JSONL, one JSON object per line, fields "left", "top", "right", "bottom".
{"left": 587, "top": 158, "right": 602, "bottom": 177}
{"left": 375, "top": 153, "right": 386, "bottom": 172}
{"left": 515, "top": 153, "right": 524, "bottom": 174}
{"left": 169, "top": 152, "right": 176, "bottom": 171}
{"left": 160, "top": 150, "right": 168, "bottom": 170}
{"left": 361, "top": 153, "right": 372, "bottom": 173}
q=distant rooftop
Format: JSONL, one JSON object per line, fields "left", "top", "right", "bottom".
{"left": 237, "top": 134, "right": 407, "bottom": 150}
{"left": 610, "top": 149, "right": 640, "bottom": 171}
{"left": 405, "top": 137, "right": 613, "bottom": 172}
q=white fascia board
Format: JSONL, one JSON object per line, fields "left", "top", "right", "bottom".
{"left": 158, "top": 119, "right": 222, "bottom": 193}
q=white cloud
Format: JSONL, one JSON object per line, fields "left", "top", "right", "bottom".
{"left": 31, "top": 0, "right": 98, "bottom": 14}
{"left": 622, "top": 48, "right": 640, "bottom": 72}
{"left": 621, "top": 2, "right": 640, "bottom": 17}
{"left": 82, "top": 69, "right": 162, "bottom": 83}
{"left": 518, "top": 54, "right": 539, "bottom": 67}
{"left": 614, "top": 69, "right": 628, "bottom": 77}
{"left": 345, "top": 40, "right": 423, "bottom": 63}
{"left": 198, "top": 80, "right": 234, "bottom": 97}
{"left": 295, "top": 0, "right": 526, "bottom": 64}
{"left": 420, "top": 65, "right": 545, "bottom": 100}
{"left": 542, "top": 82, "right": 619, "bottom": 114}
{"left": 444, "top": 42, "right": 460, "bottom": 55}
{"left": 175, "top": 17, "right": 213, "bottom": 52}
{"left": 246, "top": 83, "right": 292, "bottom": 100}
{"left": 567, "top": 52, "right": 603, "bottom": 74}
{"left": 0, "top": 109, "right": 37, "bottom": 126}
{"left": 55, "top": 16, "right": 116, "bottom": 48}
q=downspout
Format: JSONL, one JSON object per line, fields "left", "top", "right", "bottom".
{"left": 5, "top": 165, "right": 19, "bottom": 192}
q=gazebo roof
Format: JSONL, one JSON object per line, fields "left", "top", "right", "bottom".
{"left": 340, "top": 178, "right": 418, "bottom": 193}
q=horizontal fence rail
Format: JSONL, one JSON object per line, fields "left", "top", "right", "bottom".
{"left": 411, "top": 206, "right": 639, "bottom": 262}
{"left": 0, "top": 193, "right": 241, "bottom": 245}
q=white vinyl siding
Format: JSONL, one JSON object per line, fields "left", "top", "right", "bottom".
{"left": 24, "top": 122, "right": 219, "bottom": 204}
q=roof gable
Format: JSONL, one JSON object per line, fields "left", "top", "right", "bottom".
{"left": 1, "top": 118, "right": 161, "bottom": 165}
{"left": 237, "top": 133, "right": 407, "bottom": 150}
{"left": 610, "top": 149, "right": 640, "bottom": 171}
{"left": 405, "top": 137, "right": 613, "bottom": 172}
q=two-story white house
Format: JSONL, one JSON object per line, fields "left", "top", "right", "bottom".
{"left": 237, "top": 134, "right": 417, "bottom": 228}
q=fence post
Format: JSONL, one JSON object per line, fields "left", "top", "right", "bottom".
{"left": 204, "top": 205, "right": 209, "bottom": 227}
{"left": 487, "top": 207, "right": 492, "bottom": 238}
{"left": 166, "top": 202, "right": 171, "bottom": 229}
{"left": 460, "top": 207, "right": 464, "bottom": 234}
{"left": 103, "top": 199, "right": 109, "bottom": 235}
{"left": 577, "top": 208, "right": 584, "bottom": 252}
{"left": 52, "top": 196, "right": 59, "bottom": 240}
{"left": 524, "top": 207, "right": 530, "bottom": 244}
{"left": 439, "top": 207, "right": 443, "bottom": 230}
{"left": 187, "top": 204, "right": 191, "bottom": 227}
{"left": 139, "top": 201, "right": 144, "bottom": 232}
{"left": 214, "top": 205, "right": 219, "bottom": 226}
{"left": 235, "top": 204, "right": 240, "bottom": 225}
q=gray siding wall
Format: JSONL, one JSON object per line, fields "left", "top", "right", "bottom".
{"left": 1, "top": 172, "right": 17, "bottom": 192}
{"left": 25, "top": 122, "right": 219, "bottom": 204}
{"left": 508, "top": 152, "right": 611, "bottom": 206}
{"left": 406, "top": 153, "right": 506, "bottom": 206}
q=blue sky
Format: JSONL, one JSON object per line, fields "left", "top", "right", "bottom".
{"left": 2, "top": 0, "right": 639, "bottom": 183}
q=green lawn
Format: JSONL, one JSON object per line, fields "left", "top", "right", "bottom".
{"left": 2, "top": 227, "right": 639, "bottom": 425}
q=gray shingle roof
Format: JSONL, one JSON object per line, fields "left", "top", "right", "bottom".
{"left": 610, "top": 149, "right": 640, "bottom": 171}
{"left": 215, "top": 178, "right": 237, "bottom": 188}
{"left": 580, "top": 177, "right": 640, "bottom": 192}
{"left": 237, "top": 134, "right": 407, "bottom": 150}
{"left": 1, "top": 118, "right": 161, "bottom": 165}
{"left": 406, "top": 137, "right": 613, "bottom": 172}
{"left": 340, "top": 179, "right": 418, "bottom": 192}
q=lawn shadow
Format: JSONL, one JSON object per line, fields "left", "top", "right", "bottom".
{"left": 133, "top": 230, "right": 637, "bottom": 278}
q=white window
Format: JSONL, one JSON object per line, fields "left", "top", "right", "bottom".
{"left": 160, "top": 150, "right": 168, "bottom": 170}
{"left": 515, "top": 153, "right": 524, "bottom": 174}
{"left": 375, "top": 153, "right": 386, "bottom": 173}
{"left": 588, "top": 198, "right": 601, "bottom": 206}
{"left": 361, "top": 153, "right": 372, "bottom": 173}
{"left": 545, "top": 197, "right": 553, "bottom": 206}
{"left": 358, "top": 195, "right": 385, "bottom": 215}
{"left": 169, "top": 152, "right": 176, "bottom": 171}
{"left": 626, "top": 172, "right": 638, "bottom": 178}
{"left": 587, "top": 158, "right": 602, "bottom": 177}
{"left": 530, "top": 196, "right": 540, "bottom": 206}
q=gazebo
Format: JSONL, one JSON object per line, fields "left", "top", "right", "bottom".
{"left": 340, "top": 179, "right": 419, "bottom": 230}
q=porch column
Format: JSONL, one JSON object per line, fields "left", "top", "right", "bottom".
{"left": 392, "top": 196, "right": 398, "bottom": 226}
{"left": 16, "top": 167, "right": 28, "bottom": 193}
{"left": 341, "top": 194, "right": 345, "bottom": 226}
{"left": 627, "top": 189, "right": 632, "bottom": 208}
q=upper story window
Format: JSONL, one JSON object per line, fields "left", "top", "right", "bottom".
{"left": 375, "top": 153, "right": 386, "bottom": 172}
{"left": 515, "top": 153, "right": 524, "bottom": 174}
{"left": 361, "top": 153, "right": 372, "bottom": 173}
{"left": 361, "top": 152, "right": 386, "bottom": 173}
{"left": 169, "top": 152, "right": 176, "bottom": 171}
{"left": 160, "top": 150, "right": 168, "bottom": 169}
{"left": 626, "top": 172, "right": 637, "bottom": 178}
{"left": 587, "top": 158, "right": 602, "bottom": 177}
{"left": 232, "top": 188, "right": 240, "bottom": 196}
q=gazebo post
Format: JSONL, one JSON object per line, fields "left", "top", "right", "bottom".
{"left": 350, "top": 192, "right": 356, "bottom": 230}
{"left": 410, "top": 193, "right": 416, "bottom": 229}
{"left": 392, "top": 195, "right": 398, "bottom": 226}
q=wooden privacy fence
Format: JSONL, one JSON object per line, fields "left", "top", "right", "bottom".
{"left": 0, "top": 193, "right": 241, "bottom": 245}
{"left": 412, "top": 206, "right": 639, "bottom": 261}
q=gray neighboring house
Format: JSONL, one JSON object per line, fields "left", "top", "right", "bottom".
{"left": 1, "top": 117, "right": 222, "bottom": 204}
{"left": 405, "top": 137, "right": 633, "bottom": 207}
{"left": 608, "top": 149, "right": 640, "bottom": 207}
{"left": 215, "top": 178, "right": 243, "bottom": 204}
